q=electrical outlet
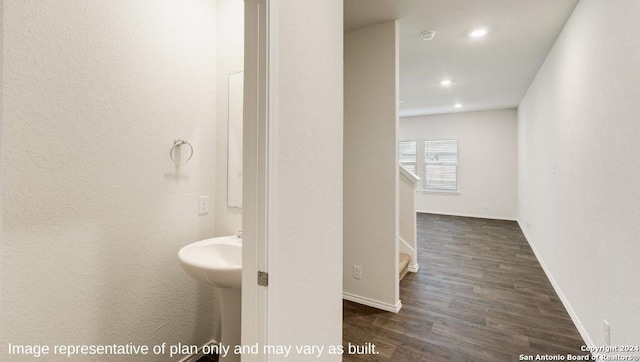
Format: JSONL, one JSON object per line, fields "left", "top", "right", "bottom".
{"left": 526, "top": 221, "right": 531, "bottom": 232}
{"left": 552, "top": 160, "right": 557, "bottom": 175}
{"left": 603, "top": 320, "right": 611, "bottom": 346}
{"left": 482, "top": 203, "right": 488, "bottom": 210}
{"left": 353, "top": 265, "right": 362, "bottom": 280}
{"left": 198, "top": 196, "right": 209, "bottom": 215}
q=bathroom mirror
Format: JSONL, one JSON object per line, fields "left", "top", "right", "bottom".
{"left": 227, "top": 71, "right": 244, "bottom": 208}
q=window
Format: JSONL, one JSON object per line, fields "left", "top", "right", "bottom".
{"left": 423, "top": 140, "right": 458, "bottom": 191}
{"left": 398, "top": 141, "right": 417, "bottom": 174}
{"left": 398, "top": 139, "right": 459, "bottom": 192}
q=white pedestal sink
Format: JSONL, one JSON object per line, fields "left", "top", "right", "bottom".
{"left": 179, "top": 236, "right": 242, "bottom": 362}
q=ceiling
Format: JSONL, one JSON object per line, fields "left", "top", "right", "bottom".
{"left": 344, "top": 0, "right": 579, "bottom": 117}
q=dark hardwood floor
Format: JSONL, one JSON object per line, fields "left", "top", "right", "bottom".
{"left": 197, "top": 354, "right": 218, "bottom": 362}
{"left": 343, "top": 213, "right": 588, "bottom": 361}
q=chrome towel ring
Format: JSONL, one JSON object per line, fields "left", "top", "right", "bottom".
{"left": 170, "top": 139, "right": 194, "bottom": 164}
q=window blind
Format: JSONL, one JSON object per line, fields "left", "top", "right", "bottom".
{"left": 398, "top": 141, "right": 417, "bottom": 174}
{"left": 424, "top": 140, "right": 458, "bottom": 191}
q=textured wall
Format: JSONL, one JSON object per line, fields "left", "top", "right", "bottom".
{"left": 400, "top": 109, "right": 518, "bottom": 220}
{"left": 518, "top": 0, "right": 640, "bottom": 347}
{"left": 267, "top": 0, "right": 344, "bottom": 360}
{"left": 2, "top": 1, "right": 219, "bottom": 360}
{"left": 344, "top": 21, "right": 399, "bottom": 309}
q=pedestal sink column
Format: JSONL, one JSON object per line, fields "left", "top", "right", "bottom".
{"left": 177, "top": 236, "right": 242, "bottom": 362}
{"left": 217, "top": 288, "right": 241, "bottom": 362}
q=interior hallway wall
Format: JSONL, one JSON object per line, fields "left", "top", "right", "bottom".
{"left": 518, "top": 0, "right": 640, "bottom": 347}
{"left": 1, "top": 1, "right": 218, "bottom": 360}
{"left": 265, "top": 0, "right": 344, "bottom": 360}
{"left": 400, "top": 109, "right": 518, "bottom": 220}
{"left": 344, "top": 20, "right": 400, "bottom": 311}
{"left": 214, "top": 0, "right": 244, "bottom": 236}
{"left": 0, "top": 0, "right": 4, "bottom": 320}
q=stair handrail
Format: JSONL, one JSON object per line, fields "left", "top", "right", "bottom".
{"left": 399, "top": 164, "right": 420, "bottom": 184}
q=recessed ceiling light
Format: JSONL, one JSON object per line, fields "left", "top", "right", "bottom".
{"left": 440, "top": 79, "right": 452, "bottom": 86}
{"left": 399, "top": 100, "right": 405, "bottom": 104}
{"left": 420, "top": 31, "right": 436, "bottom": 41}
{"left": 454, "top": 103, "right": 462, "bottom": 108}
{"left": 469, "top": 28, "right": 488, "bottom": 38}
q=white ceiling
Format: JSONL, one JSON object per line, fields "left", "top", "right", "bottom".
{"left": 344, "top": 0, "right": 579, "bottom": 117}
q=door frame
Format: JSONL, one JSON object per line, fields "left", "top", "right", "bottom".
{"left": 242, "top": 0, "right": 278, "bottom": 360}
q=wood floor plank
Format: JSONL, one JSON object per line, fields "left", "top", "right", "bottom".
{"left": 343, "top": 213, "right": 589, "bottom": 361}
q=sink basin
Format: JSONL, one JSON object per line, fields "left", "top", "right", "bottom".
{"left": 178, "top": 235, "right": 242, "bottom": 288}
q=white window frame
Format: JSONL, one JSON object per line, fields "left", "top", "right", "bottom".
{"left": 398, "top": 139, "right": 460, "bottom": 194}
{"left": 422, "top": 139, "right": 459, "bottom": 193}
{"left": 398, "top": 140, "right": 417, "bottom": 175}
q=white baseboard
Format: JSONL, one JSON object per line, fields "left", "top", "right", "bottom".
{"left": 408, "top": 264, "right": 419, "bottom": 273}
{"left": 417, "top": 210, "right": 516, "bottom": 221}
{"left": 517, "top": 220, "right": 594, "bottom": 349}
{"left": 178, "top": 339, "right": 218, "bottom": 362}
{"left": 343, "top": 292, "right": 402, "bottom": 313}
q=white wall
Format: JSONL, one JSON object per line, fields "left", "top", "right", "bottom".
{"left": 518, "top": 0, "right": 640, "bottom": 347}
{"left": 344, "top": 21, "right": 400, "bottom": 311}
{"left": 0, "top": 0, "right": 4, "bottom": 324}
{"left": 266, "top": 0, "right": 344, "bottom": 360}
{"left": 2, "top": 1, "right": 218, "bottom": 360}
{"left": 398, "top": 169, "right": 418, "bottom": 270}
{"left": 400, "top": 109, "right": 518, "bottom": 220}
{"left": 214, "top": 0, "right": 244, "bottom": 236}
